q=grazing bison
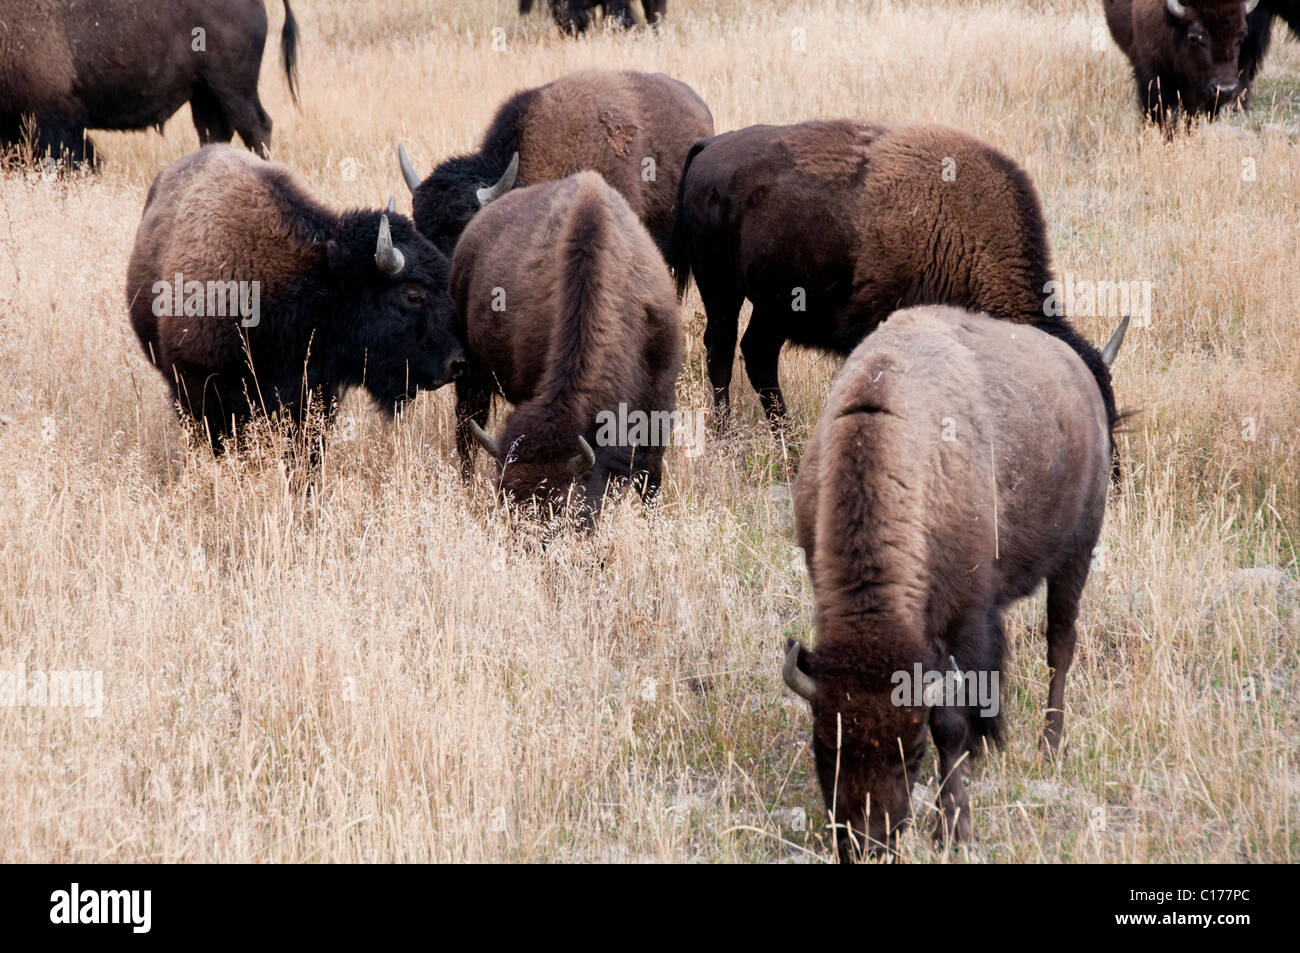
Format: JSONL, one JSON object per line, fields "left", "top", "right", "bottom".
{"left": 783, "top": 305, "right": 1128, "bottom": 860}
{"left": 519, "top": 1, "right": 668, "bottom": 33}
{"left": 450, "top": 171, "right": 682, "bottom": 519}
{"left": 669, "top": 120, "right": 1119, "bottom": 434}
{"left": 1241, "top": 0, "right": 1300, "bottom": 88}
{"left": 127, "top": 145, "right": 463, "bottom": 450}
{"left": 1104, "top": 0, "right": 1260, "bottom": 127}
{"left": 0, "top": 0, "right": 299, "bottom": 166}
{"left": 397, "top": 69, "right": 712, "bottom": 259}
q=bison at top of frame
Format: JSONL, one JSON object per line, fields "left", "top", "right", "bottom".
{"left": 519, "top": 1, "right": 669, "bottom": 35}
{"left": 126, "top": 145, "right": 464, "bottom": 451}
{"left": 1104, "top": 0, "right": 1282, "bottom": 129}
{"left": 0, "top": 0, "right": 299, "bottom": 167}
{"left": 670, "top": 119, "right": 1119, "bottom": 440}
{"left": 450, "top": 171, "right": 682, "bottom": 523}
{"left": 397, "top": 69, "right": 713, "bottom": 260}
{"left": 782, "top": 305, "right": 1128, "bottom": 861}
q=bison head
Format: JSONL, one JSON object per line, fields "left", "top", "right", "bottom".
{"left": 326, "top": 200, "right": 465, "bottom": 410}
{"left": 468, "top": 421, "right": 604, "bottom": 520}
{"left": 400, "top": 145, "right": 519, "bottom": 257}
{"left": 783, "top": 640, "right": 933, "bottom": 860}
{"left": 1159, "top": 0, "right": 1258, "bottom": 114}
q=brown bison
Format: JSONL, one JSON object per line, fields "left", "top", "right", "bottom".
{"left": 0, "top": 0, "right": 298, "bottom": 166}
{"left": 397, "top": 69, "right": 712, "bottom": 260}
{"left": 127, "top": 145, "right": 463, "bottom": 450}
{"left": 783, "top": 305, "right": 1128, "bottom": 860}
{"left": 669, "top": 120, "right": 1119, "bottom": 435}
{"left": 519, "top": 1, "right": 668, "bottom": 34}
{"left": 1104, "top": 0, "right": 1260, "bottom": 127}
{"left": 450, "top": 171, "right": 682, "bottom": 519}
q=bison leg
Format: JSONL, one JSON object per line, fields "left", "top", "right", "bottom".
{"left": 454, "top": 368, "right": 494, "bottom": 483}
{"left": 641, "top": 0, "right": 667, "bottom": 26}
{"left": 697, "top": 282, "right": 743, "bottom": 429}
{"left": 200, "top": 76, "right": 273, "bottom": 157}
{"left": 739, "top": 309, "right": 788, "bottom": 425}
{"left": 190, "top": 84, "right": 235, "bottom": 147}
{"left": 929, "top": 703, "right": 973, "bottom": 845}
{"left": 1041, "top": 558, "right": 1089, "bottom": 755}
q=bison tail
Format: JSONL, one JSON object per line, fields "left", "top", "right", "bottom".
{"left": 669, "top": 138, "right": 709, "bottom": 300}
{"left": 541, "top": 176, "right": 613, "bottom": 409}
{"left": 281, "top": 1, "right": 301, "bottom": 109}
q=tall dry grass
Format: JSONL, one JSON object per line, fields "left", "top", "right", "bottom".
{"left": 0, "top": 0, "right": 1296, "bottom": 862}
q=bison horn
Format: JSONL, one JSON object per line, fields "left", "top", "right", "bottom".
{"left": 468, "top": 419, "right": 500, "bottom": 458}
{"left": 1165, "top": 0, "right": 1189, "bottom": 18}
{"left": 1100, "top": 315, "right": 1130, "bottom": 367}
{"left": 1244, "top": 0, "right": 1260, "bottom": 12}
{"left": 783, "top": 642, "right": 818, "bottom": 702}
{"left": 375, "top": 214, "right": 406, "bottom": 276}
{"left": 386, "top": 195, "right": 397, "bottom": 215}
{"left": 397, "top": 143, "right": 421, "bottom": 195}
{"left": 476, "top": 152, "right": 519, "bottom": 207}
{"left": 568, "top": 435, "right": 596, "bottom": 474}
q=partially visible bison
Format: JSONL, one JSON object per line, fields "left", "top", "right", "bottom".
{"left": 669, "top": 120, "right": 1118, "bottom": 434}
{"left": 127, "top": 145, "right": 463, "bottom": 450}
{"left": 1104, "top": 0, "right": 1259, "bottom": 127}
{"left": 0, "top": 0, "right": 299, "bottom": 165}
{"left": 783, "top": 305, "right": 1127, "bottom": 860}
{"left": 450, "top": 171, "right": 682, "bottom": 519}
{"left": 519, "top": 0, "right": 668, "bottom": 34}
{"left": 1241, "top": 0, "right": 1300, "bottom": 88}
{"left": 398, "top": 70, "right": 712, "bottom": 260}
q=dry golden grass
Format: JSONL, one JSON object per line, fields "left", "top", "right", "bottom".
{"left": 0, "top": 0, "right": 1296, "bottom": 862}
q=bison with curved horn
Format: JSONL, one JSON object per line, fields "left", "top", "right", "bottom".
{"left": 450, "top": 171, "right": 682, "bottom": 522}
{"left": 0, "top": 0, "right": 299, "bottom": 166}
{"left": 1104, "top": 0, "right": 1263, "bottom": 128}
{"left": 783, "top": 305, "right": 1128, "bottom": 861}
{"left": 669, "top": 120, "right": 1120, "bottom": 439}
{"left": 396, "top": 70, "right": 712, "bottom": 260}
{"left": 127, "top": 145, "right": 464, "bottom": 451}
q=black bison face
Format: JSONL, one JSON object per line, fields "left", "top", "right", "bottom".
{"left": 326, "top": 211, "right": 465, "bottom": 410}
{"left": 1166, "top": 0, "right": 1255, "bottom": 112}
{"left": 784, "top": 641, "right": 930, "bottom": 861}
{"left": 407, "top": 150, "right": 520, "bottom": 257}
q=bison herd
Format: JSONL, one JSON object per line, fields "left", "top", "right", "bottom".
{"left": 6, "top": 1, "right": 1293, "bottom": 861}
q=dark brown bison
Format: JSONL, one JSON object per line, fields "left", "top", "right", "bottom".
{"left": 1241, "top": 0, "right": 1300, "bottom": 87}
{"left": 1104, "top": 0, "right": 1260, "bottom": 127}
{"left": 127, "top": 145, "right": 463, "bottom": 450}
{"left": 519, "top": 0, "right": 668, "bottom": 33}
{"left": 397, "top": 69, "right": 712, "bottom": 260}
{"left": 0, "top": 0, "right": 298, "bottom": 166}
{"left": 669, "top": 120, "right": 1119, "bottom": 436}
{"left": 782, "top": 305, "right": 1128, "bottom": 860}
{"left": 450, "top": 171, "right": 682, "bottom": 519}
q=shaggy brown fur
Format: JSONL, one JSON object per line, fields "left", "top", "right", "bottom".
{"left": 0, "top": 0, "right": 298, "bottom": 165}
{"left": 1105, "top": 0, "right": 1255, "bottom": 127}
{"left": 408, "top": 70, "right": 713, "bottom": 260}
{"left": 127, "top": 145, "right": 462, "bottom": 449}
{"left": 786, "top": 306, "right": 1113, "bottom": 859}
{"left": 670, "top": 120, "right": 1118, "bottom": 437}
{"left": 450, "top": 171, "right": 682, "bottom": 518}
